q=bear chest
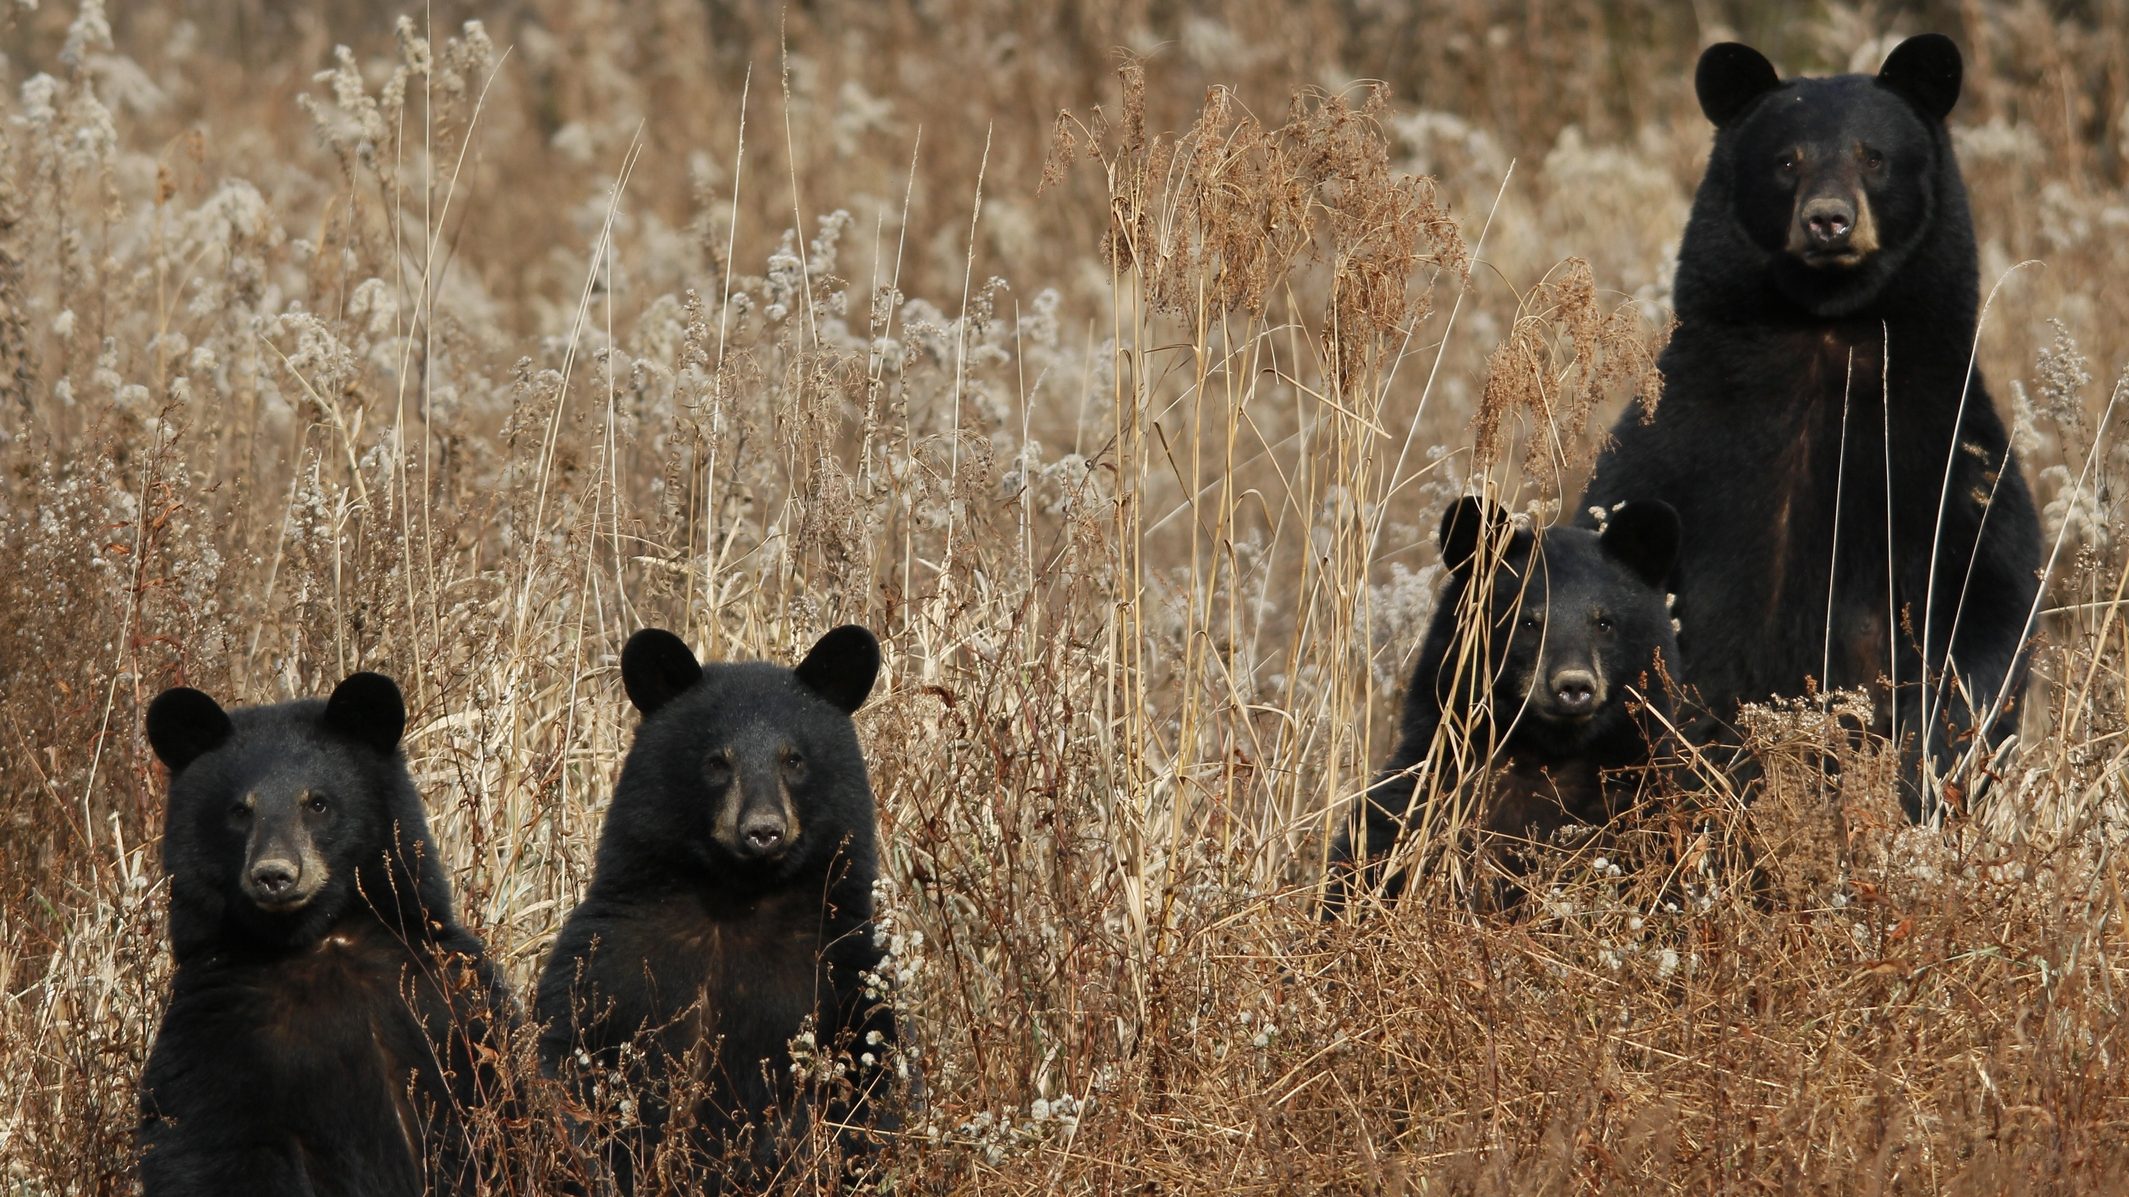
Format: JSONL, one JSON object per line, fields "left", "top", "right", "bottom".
{"left": 241, "top": 933, "right": 444, "bottom": 1074}
{"left": 1792, "top": 325, "right": 1884, "bottom": 398}
{"left": 157, "top": 930, "right": 449, "bottom": 1172}
{"left": 630, "top": 895, "right": 833, "bottom": 1066}
{"left": 1660, "top": 326, "right": 1926, "bottom": 618}
{"left": 1484, "top": 757, "right": 1611, "bottom": 840}
{"left": 1706, "top": 320, "right": 1968, "bottom": 506}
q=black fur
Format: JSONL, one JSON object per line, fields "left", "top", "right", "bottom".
{"left": 138, "top": 674, "right": 514, "bottom": 1196}
{"left": 1330, "top": 498, "right": 1684, "bottom": 905}
{"left": 535, "top": 626, "right": 899, "bottom": 1193}
{"left": 1577, "top": 34, "right": 2041, "bottom": 817}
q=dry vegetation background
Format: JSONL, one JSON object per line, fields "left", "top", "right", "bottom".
{"left": 4, "top": 0, "right": 2129, "bottom": 1192}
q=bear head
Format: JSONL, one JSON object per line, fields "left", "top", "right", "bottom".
{"left": 146, "top": 672, "right": 446, "bottom": 957}
{"left": 1434, "top": 497, "right": 1682, "bottom": 758}
{"left": 1692, "top": 33, "right": 1966, "bottom": 318}
{"left": 608, "top": 625, "right": 882, "bottom": 889}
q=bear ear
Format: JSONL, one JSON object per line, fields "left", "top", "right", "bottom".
{"left": 1878, "top": 33, "right": 1962, "bottom": 122}
{"left": 1438, "top": 496, "right": 1513, "bottom": 576}
{"left": 622, "top": 628, "right": 703, "bottom": 716}
{"left": 794, "top": 624, "right": 881, "bottom": 715}
{"left": 323, "top": 672, "right": 407, "bottom": 755}
{"left": 1696, "top": 42, "right": 1782, "bottom": 127}
{"left": 1600, "top": 500, "right": 1682, "bottom": 588}
{"left": 146, "top": 687, "right": 234, "bottom": 773}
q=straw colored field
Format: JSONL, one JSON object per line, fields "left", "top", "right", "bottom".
{"left": 3, "top": 1, "right": 2128, "bottom": 1192}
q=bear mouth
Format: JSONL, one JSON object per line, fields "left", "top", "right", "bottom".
{"left": 1797, "top": 246, "right": 1868, "bottom": 271}
{"left": 1532, "top": 706, "right": 1598, "bottom": 726}
{"left": 243, "top": 882, "right": 323, "bottom": 913}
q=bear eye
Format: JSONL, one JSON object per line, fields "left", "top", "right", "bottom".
{"left": 703, "top": 755, "right": 733, "bottom": 785}
{"left": 1776, "top": 152, "right": 1798, "bottom": 178}
{"left": 781, "top": 751, "right": 807, "bottom": 782}
{"left": 304, "top": 794, "right": 330, "bottom": 814}
{"left": 228, "top": 802, "right": 252, "bottom": 822}
{"left": 1595, "top": 615, "right": 1616, "bottom": 633}
{"left": 1517, "top": 613, "right": 1542, "bottom": 632}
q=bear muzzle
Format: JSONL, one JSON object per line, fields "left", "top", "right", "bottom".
{"left": 1541, "top": 668, "right": 1604, "bottom": 722}
{"left": 1790, "top": 194, "right": 1878, "bottom": 269}
{"left": 713, "top": 773, "right": 803, "bottom": 863}
{"left": 243, "top": 856, "right": 323, "bottom": 911}
{"left": 736, "top": 807, "right": 795, "bottom": 859}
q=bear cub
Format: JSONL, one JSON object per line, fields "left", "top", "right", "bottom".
{"left": 536, "top": 625, "right": 900, "bottom": 1194}
{"left": 139, "top": 672, "right": 513, "bottom": 1197}
{"left": 1576, "top": 34, "right": 2041, "bottom": 817}
{"left": 1331, "top": 497, "right": 1684, "bottom": 906}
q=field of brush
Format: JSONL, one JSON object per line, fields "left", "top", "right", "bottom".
{"left": 4, "top": 1, "right": 2128, "bottom": 1192}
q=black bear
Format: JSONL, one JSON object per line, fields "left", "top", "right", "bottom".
{"left": 536, "top": 625, "right": 900, "bottom": 1193}
{"left": 1577, "top": 34, "right": 2042, "bottom": 817}
{"left": 139, "top": 673, "right": 515, "bottom": 1196}
{"left": 1330, "top": 496, "right": 1684, "bottom": 906}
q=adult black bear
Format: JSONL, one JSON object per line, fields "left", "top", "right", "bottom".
{"left": 536, "top": 625, "right": 900, "bottom": 1193}
{"left": 139, "top": 673, "right": 514, "bottom": 1196}
{"left": 1330, "top": 496, "right": 1684, "bottom": 906}
{"left": 1577, "top": 34, "right": 2042, "bottom": 818}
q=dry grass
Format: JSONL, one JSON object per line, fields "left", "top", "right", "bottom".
{"left": 4, "top": 1, "right": 2129, "bottom": 1192}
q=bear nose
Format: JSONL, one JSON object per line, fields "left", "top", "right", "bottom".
{"left": 738, "top": 812, "right": 789, "bottom": 857}
{"left": 249, "top": 859, "right": 299, "bottom": 897}
{"left": 1802, "top": 198, "right": 1855, "bottom": 246}
{"left": 1551, "top": 670, "right": 1598, "bottom": 713}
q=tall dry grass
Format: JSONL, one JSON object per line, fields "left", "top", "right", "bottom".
{"left": 3, "top": 0, "right": 2129, "bottom": 1192}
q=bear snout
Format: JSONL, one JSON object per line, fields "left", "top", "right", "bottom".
{"left": 1802, "top": 197, "right": 1854, "bottom": 244}
{"left": 714, "top": 774, "right": 802, "bottom": 862}
{"left": 1790, "top": 192, "right": 1878, "bottom": 267}
{"left": 1547, "top": 668, "right": 1602, "bottom": 718}
{"left": 737, "top": 808, "right": 793, "bottom": 858}
{"left": 245, "top": 858, "right": 309, "bottom": 908}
